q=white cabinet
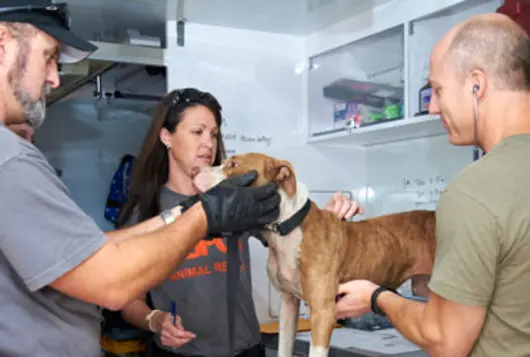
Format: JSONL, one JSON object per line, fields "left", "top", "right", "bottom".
{"left": 306, "top": 0, "right": 503, "bottom": 146}
{"left": 308, "top": 25, "right": 405, "bottom": 142}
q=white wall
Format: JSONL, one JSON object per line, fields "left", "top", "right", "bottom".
{"left": 165, "top": 22, "right": 367, "bottom": 322}
{"left": 364, "top": 135, "right": 473, "bottom": 217}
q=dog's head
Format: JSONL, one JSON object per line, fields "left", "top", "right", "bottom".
{"left": 194, "top": 152, "right": 297, "bottom": 197}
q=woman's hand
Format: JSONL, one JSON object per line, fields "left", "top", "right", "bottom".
{"left": 324, "top": 192, "right": 364, "bottom": 220}
{"left": 153, "top": 311, "right": 196, "bottom": 348}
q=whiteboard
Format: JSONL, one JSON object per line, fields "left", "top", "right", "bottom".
{"left": 365, "top": 134, "right": 473, "bottom": 217}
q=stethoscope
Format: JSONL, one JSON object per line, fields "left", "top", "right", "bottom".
{"left": 472, "top": 84, "right": 485, "bottom": 161}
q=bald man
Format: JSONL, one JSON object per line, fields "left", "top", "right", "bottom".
{"left": 335, "top": 13, "right": 530, "bottom": 357}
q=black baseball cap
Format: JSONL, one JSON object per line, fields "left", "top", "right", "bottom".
{"left": 0, "top": 0, "right": 98, "bottom": 63}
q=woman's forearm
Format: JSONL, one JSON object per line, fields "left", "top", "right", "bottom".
{"left": 121, "top": 296, "right": 157, "bottom": 332}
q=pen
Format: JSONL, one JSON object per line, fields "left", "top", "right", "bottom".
{"left": 171, "top": 300, "right": 176, "bottom": 325}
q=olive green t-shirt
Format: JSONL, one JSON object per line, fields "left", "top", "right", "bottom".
{"left": 429, "top": 134, "right": 530, "bottom": 356}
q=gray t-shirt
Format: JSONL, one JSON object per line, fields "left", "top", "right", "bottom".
{"left": 141, "top": 187, "right": 261, "bottom": 357}
{"left": 0, "top": 123, "right": 107, "bottom": 356}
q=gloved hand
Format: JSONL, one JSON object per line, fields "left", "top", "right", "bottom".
{"left": 180, "top": 171, "right": 281, "bottom": 237}
{"left": 216, "top": 170, "right": 259, "bottom": 188}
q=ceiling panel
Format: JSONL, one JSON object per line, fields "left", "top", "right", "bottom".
{"left": 63, "top": 0, "right": 396, "bottom": 42}
{"left": 183, "top": 0, "right": 396, "bottom": 35}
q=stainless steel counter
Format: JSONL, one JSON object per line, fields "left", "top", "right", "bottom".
{"left": 263, "top": 327, "right": 429, "bottom": 357}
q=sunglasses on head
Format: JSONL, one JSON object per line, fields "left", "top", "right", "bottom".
{"left": 171, "top": 88, "right": 222, "bottom": 112}
{"left": 164, "top": 89, "right": 223, "bottom": 127}
{"left": 0, "top": 2, "right": 70, "bottom": 29}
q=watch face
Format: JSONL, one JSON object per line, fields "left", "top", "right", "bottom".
{"left": 161, "top": 210, "right": 174, "bottom": 225}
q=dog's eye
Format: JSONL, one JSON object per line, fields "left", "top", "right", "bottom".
{"left": 227, "top": 161, "right": 238, "bottom": 168}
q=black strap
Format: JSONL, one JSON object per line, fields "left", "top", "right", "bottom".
{"left": 370, "top": 286, "right": 399, "bottom": 317}
{"left": 267, "top": 199, "right": 311, "bottom": 236}
{"left": 226, "top": 232, "right": 244, "bottom": 357}
{"left": 250, "top": 230, "right": 268, "bottom": 247}
{"left": 177, "top": 198, "right": 240, "bottom": 357}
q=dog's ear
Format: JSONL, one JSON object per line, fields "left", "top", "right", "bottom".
{"left": 272, "top": 160, "right": 296, "bottom": 197}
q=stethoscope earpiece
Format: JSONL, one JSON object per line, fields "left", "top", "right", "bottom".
{"left": 472, "top": 84, "right": 481, "bottom": 161}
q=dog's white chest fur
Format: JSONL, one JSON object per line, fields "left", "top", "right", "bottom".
{"left": 265, "top": 228, "right": 303, "bottom": 298}
{"left": 263, "top": 185, "right": 309, "bottom": 300}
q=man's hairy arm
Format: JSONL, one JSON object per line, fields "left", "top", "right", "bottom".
{"left": 1, "top": 156, "right": 276, "bottom": 312}
{"left": 50, "top": 203, "right": 206, "bottom": 310}
{"left": 106, "top": 207, "right": 182, "bottom": 242}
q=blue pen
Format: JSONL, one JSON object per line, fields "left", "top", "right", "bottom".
{"left": 171, "top": 300, "right": 177, "bottom": 325}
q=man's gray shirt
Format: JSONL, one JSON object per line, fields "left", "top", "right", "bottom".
{"left": 0, "top": 123, "right": 107, "bottom": 356}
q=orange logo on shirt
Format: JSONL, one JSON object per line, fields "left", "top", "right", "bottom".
{"left": 185, "top": 238, "right": 243, "bottom": 259}
{"left": 169, "top": 238, "right": 246, "bottom": 280}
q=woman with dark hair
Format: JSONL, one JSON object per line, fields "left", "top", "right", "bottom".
{"left": 118, "top": 88, "right": 227, "bottom": 225}
{"left": 115, "top": 88, "right": 362, "bottom": 357}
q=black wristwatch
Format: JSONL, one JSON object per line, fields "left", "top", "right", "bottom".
{"left": 370, "top": 286, "right": 399, "bottom": 317}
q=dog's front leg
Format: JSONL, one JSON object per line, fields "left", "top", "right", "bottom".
{"left": 278, "top": 292, "right": 300, "bottom": 357}
{"left": 304, "top": 277, "right": 338, "bottom": 357}
{"left": 307, "top": 305, "right": 335, "bottom": 357}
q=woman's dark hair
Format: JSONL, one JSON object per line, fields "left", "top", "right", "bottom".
{"left": 117, "top": 88, "right": 226, "bottom": 226}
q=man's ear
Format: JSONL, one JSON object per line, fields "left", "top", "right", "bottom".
{"left": 469, "top": 69, "right": 487, "bottom": 100}
{"left": 273, "top": 160, "right": 296, "bottom": 197}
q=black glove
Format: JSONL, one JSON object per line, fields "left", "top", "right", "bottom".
{"left": 216, "top": 170, "right": 259, "bottom": 188}
{"left": 180, "top": 171, "right": 258, "bottom": 210}
{"left": 180, "top": 171, "right": 280, "bottom": 237}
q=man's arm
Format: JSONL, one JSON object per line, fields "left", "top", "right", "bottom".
{"left": 105, "top": 206, "right": 182, "bottom": 242}
{"left": 376, "top": 188, "right": 497, "bottom": 355}
{"left": 50, "top": 203, "right": 207, "bottom": 310}
{"left": 0, "top": 153, "right": 278, "bottom": 312}
{"left": 376, "top": 290, "right": 486, "bottom": 356}
{"left": 0, "top": 153, "right": 205, "bottom": 310}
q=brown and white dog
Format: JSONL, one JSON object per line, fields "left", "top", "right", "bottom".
{"left": 194, "top": 153, "right": 436, "bottom": 357}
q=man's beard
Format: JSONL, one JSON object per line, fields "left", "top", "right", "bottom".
{"left": 8, "top": 44, "right": 50, "bottom": 129}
